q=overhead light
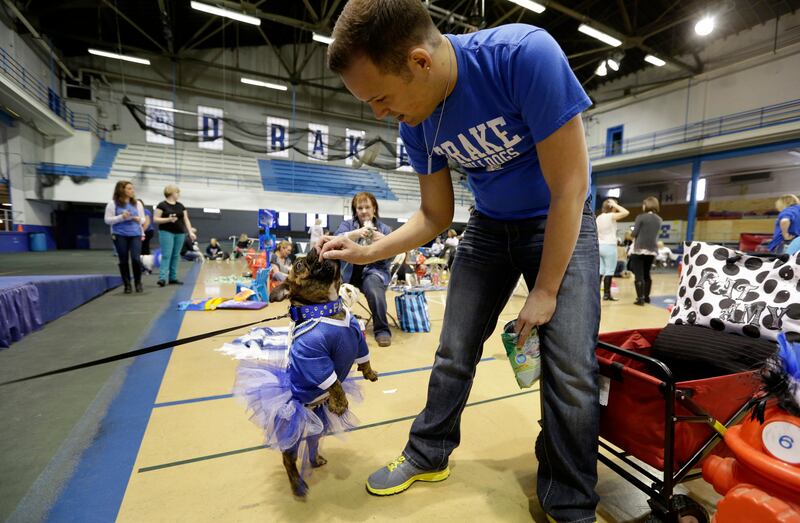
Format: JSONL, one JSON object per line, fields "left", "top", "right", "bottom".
{"left": 241, "top": 77, "right": 288, "bottom": 91}
{"left": 203, "top": 208, "right": 221, "bottom": 214}
{"left": 190, "top": 1, "right": 261, "bottom": 26}
{"left": 695, "top": 16, "right": 715, "bottom": 36}
{"left": 88, "top": 49, "right": 150, "bottom": 65}
{"left": 312, "top": 33, "right": 334, "bottom": 45}
{"left": 578, "top": 24, "right": 622, "bottom": 47}
{"left": 644, "top": 54, "right": 666, "bottom": 67}
{"left": 397, "top": 217, "right": 409, "bottom": 223}
{"left": 507, "top": 0, "right": 546, "bottom": 14}
{"left": 607, "top": 188, "right": 621, "bottom": 198}
{"left": 606, "top": 58, "right": 619, "bottom": 71}
{"left": 2, "top": 203, "right": 11, "bottom": 206}
{"left": 595, "top": 61, "right": 608, "bottom": 76}
{"left": 787, "top": 150, "right": 800, "bottom": 158}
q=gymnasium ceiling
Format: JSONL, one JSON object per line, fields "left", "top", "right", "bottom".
{"left": 12, "top": 0, "right": 800, "bottom": 93}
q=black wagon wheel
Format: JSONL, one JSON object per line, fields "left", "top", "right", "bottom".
{"left": 643, "top": 494, "right": 710, "bottom": 523}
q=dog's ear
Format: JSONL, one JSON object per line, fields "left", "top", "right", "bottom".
{"left": 269, "top": 281, "right": 291, "bottom": 302}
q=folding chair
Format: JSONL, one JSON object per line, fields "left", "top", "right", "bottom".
{"left": 235, "top": 268, "right": 270, "bottom": 301}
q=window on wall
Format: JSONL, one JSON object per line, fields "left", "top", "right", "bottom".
{"left": 197, "top": 105, "right": 223, "bottom": 150}
{"left": 605, "top": 125, "right": 624, "bottom": 156}
{"left": 687, "top": 178, "right": 706, "bottom": 201}
{"left": 145, "top": 97, "right": 174, "bottom": 145}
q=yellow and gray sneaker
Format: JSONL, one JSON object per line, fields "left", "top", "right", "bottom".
{"left": 366, "top": 455, "right": 450, "bottom": 496}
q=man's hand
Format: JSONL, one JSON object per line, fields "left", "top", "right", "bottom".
{"left": 318, "top": 235, "right": 374, "bottom": 264}
{"left": 514, "top": 288, "right": 557, "bottom": 348}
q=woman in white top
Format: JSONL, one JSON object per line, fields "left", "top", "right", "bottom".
{"left": 308, "top": 218, "right": 324, "bottom": 248}
{"left": 595, "top": 199, "right": 629, "bottom": 301}
{"left": 104, "top": 180, "right": 146, "bottom": 294}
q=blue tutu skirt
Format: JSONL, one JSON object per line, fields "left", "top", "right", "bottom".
{"left": 233, "top": 361, "right": 362, "bottom": 469}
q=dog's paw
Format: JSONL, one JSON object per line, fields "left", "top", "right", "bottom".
{"left": 291, "top": 477, "right": 309, "bottom": 498}
{"left": 327, "top": 397, "right": 348, "bottom": 416}
{"left": 362, "top": 368, "right": 378, "bottom": 382}
{"left": 311, "top": 454, "right": 328, "bottom": 468}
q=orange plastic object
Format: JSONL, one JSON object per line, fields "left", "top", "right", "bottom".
{"left": 703, "top": 406, "right": 800, "bottom": 523}
{"left": 245, "top": 250, "right": 267, "bottom": 278}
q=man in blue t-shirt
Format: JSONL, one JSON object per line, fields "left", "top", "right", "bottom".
{"left": 321, "top": 2, "right": 600, "bottom": 520}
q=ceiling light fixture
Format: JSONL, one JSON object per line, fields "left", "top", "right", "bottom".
{"left": 606, "top": 58, "right": 619, "bottom": 71}
{"left": 644, "top": 54, "right": 666, "bottom": 67}
{"left": 507, "top": 0, "right": 546, "bottom": 14}
{"left": 312, "top": 33, "right": 334, "bottom": 45}
{"left": 595, "top": 61, "right": 608, "bottom": 76}
{"left": 88, "top": 49, "right": 150, "bottom": 65}
{"left": 241, "top": 77, "right": 288, "bottom": 91}
{"left": 694, "top": 16, "right": 715, "bottom": 36}
{"left": 190, "top": 1, "right": 261, "bottom": 26}
{"left": 578, "top": 24, "right": 622, "bottom": 47}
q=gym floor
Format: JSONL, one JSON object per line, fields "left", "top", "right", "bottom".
{"left": 0, "top": 253, "right": 720, "bottom": 522}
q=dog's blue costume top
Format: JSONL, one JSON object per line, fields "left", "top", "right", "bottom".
{"left": 233, "top": 309, "right": 371, "bottom": 475}
{"left": 287, "top": 312, "right": 370, "bottom": 404}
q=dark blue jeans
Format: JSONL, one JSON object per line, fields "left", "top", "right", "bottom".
{"left": 112, "top": 234, "right": 142, "bottom": 284}
{"left": 360, "top": 273, "right": 390, "bottom": 338}
{"left": 403, "top": 205, "right": 601, "bottom": 522}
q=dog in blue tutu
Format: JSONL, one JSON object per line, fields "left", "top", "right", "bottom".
{"left": 234, "top": 248, "right": 379, "bottom": 496}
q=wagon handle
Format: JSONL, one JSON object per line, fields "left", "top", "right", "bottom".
{"left": 597, "top": 341, "right": 676, "bottom": 384}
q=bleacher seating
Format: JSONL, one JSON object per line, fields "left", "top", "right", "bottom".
{"left": 37, "top": 141, "right": 126, "bottom": 179}
{"left": 258, "top": 159, "right": 397, "bottom": 200}
{"left": 111, "top": 143, "right": 262, "bottom": 189}
{"left": 381, "top": 170, "right": 474, "bottom": 205}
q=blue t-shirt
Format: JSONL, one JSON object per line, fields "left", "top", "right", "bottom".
{"left": 112, "top": 202, "right": 142, "bottom": 237}
{"left": 769, "top": 205, "right": 800, "bottom": 252}
{"left": 144, "top": 208, "right": 154, "bottom": 232}
{"left": 400, "top": 25, "right": 592, "bottom": 220}
{"left": 287, "top": 313, "right": 370, "bottom": 404}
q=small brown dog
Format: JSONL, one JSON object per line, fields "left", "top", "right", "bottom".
{"left": 258, "top": 247, "right": 378, "bottom": 497}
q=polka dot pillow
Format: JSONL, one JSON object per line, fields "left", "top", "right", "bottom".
{"left": 670, "top": 242, "right": 800, "bottom": 341}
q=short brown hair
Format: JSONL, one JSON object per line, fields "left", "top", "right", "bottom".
{"left": 643, "top": 196, "right": 660, "bottom": 213}
{"left": 602, "top": 199, "right": 616, "bottom": 213}
{"left": 328, "top": 0, "right": 440, "bottom": 76}
{"left": 351, "top": 191, "right": 379, "bottom": 221}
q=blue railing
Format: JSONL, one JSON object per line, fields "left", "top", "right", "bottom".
{"left": 0, "top": 47, "right": 106, "bottom": 139}
{"left": 589, "top": 98, "right": 800, "bottom": 161}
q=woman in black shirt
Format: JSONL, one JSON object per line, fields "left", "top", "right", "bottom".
{"left": 153, "top": 184, "right": 196, "bottom": 286}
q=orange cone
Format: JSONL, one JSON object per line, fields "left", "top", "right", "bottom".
{"left": 16, "top": 224, "right": 23, "bottom": 232}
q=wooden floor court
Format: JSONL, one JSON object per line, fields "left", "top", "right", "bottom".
{"left": 90, "top": 261, "right": 719, "bottom": 522}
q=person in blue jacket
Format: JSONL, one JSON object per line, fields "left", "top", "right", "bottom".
{"left": 321, "top": 2, "right": 600, "bottom": 521}
{"left": 769, "top": 194, "right": 800, "bottom": 253}
{"left": 335, "top": 192, "right": 394, "bottom": 347}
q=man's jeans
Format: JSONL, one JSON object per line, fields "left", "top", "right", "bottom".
{"left": 360, "top": 273, "right": 390, "bottom": 337}
{"left": 403, "top": 204, "right": 601, "bottom": 522}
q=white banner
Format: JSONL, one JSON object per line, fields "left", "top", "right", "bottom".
{"left": 267, "top": 116, "right": 289, "bottom": 157}
{"left": 145, "top": 97, "right": 174, "bottom": 145}
{"left": 396, "top": 137, "right": 413, "bottom": 172}
{"left": 308, "top": 123, "right": 328, "bottom": 161}
{"left": 345, "top": 128, "right": 365, "bottom": 166}
{"left": 197, "top": 105, "right": 223, "bottom": 150}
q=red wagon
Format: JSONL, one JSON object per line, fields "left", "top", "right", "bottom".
{"left": 596, "top": 328, "right": 762, "bottom": 522}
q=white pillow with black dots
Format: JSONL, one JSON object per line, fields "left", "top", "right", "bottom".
{"left": 669, "top": 241, "right": 800, "bottom": 341}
